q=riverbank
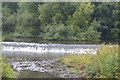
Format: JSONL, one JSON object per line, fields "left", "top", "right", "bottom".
{"left": 1, "top": 56, "right": 19, "bottom": 79}
{"left": 57, "top": 45, "right": 119, "bottom": 78}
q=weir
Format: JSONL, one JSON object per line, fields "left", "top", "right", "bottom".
{"left": 1, "top": 42, "right": 101, "bottom": 78}
{"left": 1, "top": 42, "right": 100, "bottom": 54}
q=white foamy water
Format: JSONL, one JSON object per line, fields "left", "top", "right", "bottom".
{"left": 1, "top": 42, "right": 100, "bottom": 54}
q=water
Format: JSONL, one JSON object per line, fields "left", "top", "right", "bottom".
{"left": 17, "top": 70, "right": 59, "bottom": 78}
{"left": 1, "top": 42, "right": 100, "bottom": 78}
{"left": 2, "top": 42, "right": 100, "bottom": 54}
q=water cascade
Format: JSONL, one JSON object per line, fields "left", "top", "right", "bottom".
{"left": 1, "top": 42, "right": 101, "bottom": 78}
{"left": 1, "top": 42, "right": 100, "bottom": 54}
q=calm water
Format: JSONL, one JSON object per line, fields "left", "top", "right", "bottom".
{"left": 17, "top": 70, "right": 59, "bottom": 78}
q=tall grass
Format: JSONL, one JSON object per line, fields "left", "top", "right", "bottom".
{"left": 58, "top": 44, "right": 119, "bottom": 78}
{"left": 0, "top": 56, "right": 17, "bottom": 80}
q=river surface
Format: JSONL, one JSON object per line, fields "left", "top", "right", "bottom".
{"left": 1, "top": 42, "right": 100, "bottom": 78}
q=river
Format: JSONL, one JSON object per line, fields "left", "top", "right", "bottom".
{"left": 1, "top": 42, "right": 100, "bottom": 78}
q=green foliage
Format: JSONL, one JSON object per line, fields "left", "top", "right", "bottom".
{"left": 14, "top": 26, "right": 33, "bottom": 37}
{"left": 14, "top": 2, "right": 40, "bottom": 37}
{"left": 14, "top": 4, "right": 34, "bottom": 37}
{"left": 58, "top": 54, "right": 93, "bottom": 69}
{"left": 67, "top": 2, "right": 94, "bottom": 28}
{"left": 93, "top": 2, "right": 119, "bottom": 41}
{"left": 52, "top": 13, "right": 65, "bottom": 24}
{"left": 1, "top": 57, "right": 16, "bottom": 78}
{"left": 2, "top": 2, "right": 119, "bottom": 42}
{"left": 43, "top": 23, "right": 76, "bottom": 40}
{"left": 86, "top": 45, "right": 118, "bottom": 78}
{"left": 43, "top": 20, "right": 101, "bottom": 41}
{"left": 76, "top": 20, "right": 101, "bottom": 41}
{"left": 2, "top": 4, "right": 17, "bottom": 37}
{"left": 2, "top": 61, "right": 15, "bottom": 78}
{"left": 38, "top": 3, "right": 61, "bottom": 25}
{"left": 58, "top": 45, "right": 119, "bottom": 78}
{"left": 0, "top": 56, "right": 2, "bottom": 78}
{"left": 111, "top": 28, "right": 120, "bottom": 41}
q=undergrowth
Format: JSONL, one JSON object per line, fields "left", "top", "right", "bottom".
{"left": 57, "top": 44, "right": 119, "bottom": 78}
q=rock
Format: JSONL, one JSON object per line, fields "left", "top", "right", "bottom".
{"left": 63, "top": 69, "right": 66, "bottom": 71}
{"left": 79, "top": 72, "right": 86, "bottom": 78}
{"left": 51, "top": 66, "right": 54, "bottom": 68}
{"left": 12, "top": 59, "right": 80, "bottom": 78}
{"left": 58, "top": 69, "right": 62, "bottom": 71}
{"left": 80, "top": 65, "right": 85, "bottom": 70}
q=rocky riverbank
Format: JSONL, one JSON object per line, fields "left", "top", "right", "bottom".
{"left": 12, "top": 59, "right": 80, "bottom": 78}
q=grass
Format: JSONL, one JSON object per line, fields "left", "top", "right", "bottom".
{"left": 1, "top": 56, "right": 20, "bottom": 79}
{"left": 57, "top": 44, "right": 119, "bottom": 78}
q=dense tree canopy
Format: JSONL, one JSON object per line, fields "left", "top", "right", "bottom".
{"left": 2, "top": 2, "right": 119, "bottom": 42}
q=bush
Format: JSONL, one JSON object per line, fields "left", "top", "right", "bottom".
{"left": 43, "top": 23, "right": 76, "bottom": 40}
{"left": 0, "top": 57, "right": 16, "bottom": 78}
{"left": 58, "top": 44, "right": 119, "bottom": 78}
{"left": 86, "top": 45, "right": 118, "bottom": 78}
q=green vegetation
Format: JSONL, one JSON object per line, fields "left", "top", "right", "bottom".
{"left": 0, "top": 56, "right": 16, "bottom": 79}
{"left": 1, "top": 2, "right": 119, "bottom": 78}
{"left": 2, "top": 2, "right": 120, "bottom": 42}
{"left": 0, "top": 56, "right": 2, "bottom": 79}
{"left": 57, "top": 45, "right": 119, "bottom": 78}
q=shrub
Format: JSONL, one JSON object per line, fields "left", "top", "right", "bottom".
{"left": 86, "top": 45, "right": 119, "bottom": 78}
{"left": 1, "top": 57, "right": 16, "bottom": 78}
{"left": 58, "top": 44, "right": 119, "bottom": 78}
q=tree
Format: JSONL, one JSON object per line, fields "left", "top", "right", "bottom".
{"left": 38, "top": 3, "right": 61, "bottom": 25}
{"left": 94, "top": 2, "right": 119, "bottom": 41}
{"left": 76, "top": 20, "right": 101, "bottom": 41}
{"left": 2, "top": 2, "right": 119, "bottom": 42}
{"left": 14, "top": 2, "right": 40, "bottom": 37}
{"left": 43, "top": 23, "right": 76, "bottom": 40}
{"left": 67, "top": 2, "right": 95, "bottom": 29}
{"left": 2, "top": 3, "right": 17, "bottom": 39}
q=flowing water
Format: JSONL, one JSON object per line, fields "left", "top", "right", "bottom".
{"left": 1, "top": 42, "right": 100, "bottom": 78}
